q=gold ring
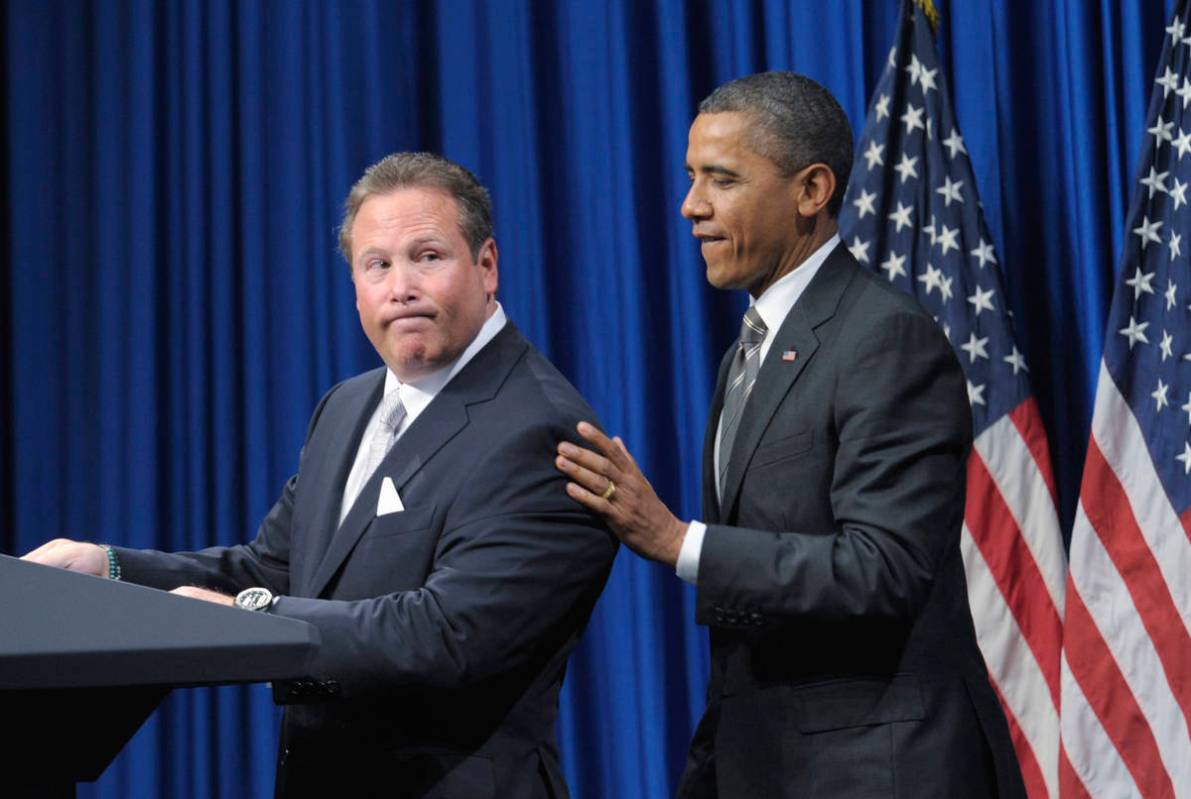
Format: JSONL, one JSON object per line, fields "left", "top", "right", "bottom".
{"left": 599, "top": 479, "right": 617, "bottom": 501}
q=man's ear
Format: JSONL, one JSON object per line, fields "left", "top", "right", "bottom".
{"left": 793, "top": 163, "right": 837, "bottom": 218}
{"left": 477, "top": 238, "right": 499, "bottom": 297}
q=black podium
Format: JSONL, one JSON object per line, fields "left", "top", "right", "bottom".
{"left": 0, "top": 554, "right": 320, "bottom": 794}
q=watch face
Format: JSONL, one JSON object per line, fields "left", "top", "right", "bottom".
{"left": 236, "top": 587, "right": 273, "bottom": 611}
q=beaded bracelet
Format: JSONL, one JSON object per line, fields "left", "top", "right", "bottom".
{"left": 100, "top": 544, "right": 122, "bottom": 581}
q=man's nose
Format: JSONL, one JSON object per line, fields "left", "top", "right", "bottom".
{"left": 681, "top": 187, "right": 709, "bottom": 220}
{"left": 384, "top": 266, "right": 419, "bottom": 303}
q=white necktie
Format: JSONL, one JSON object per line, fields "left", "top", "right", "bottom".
{"left": 342, "top": 390, "right": 407, "bottom": 518}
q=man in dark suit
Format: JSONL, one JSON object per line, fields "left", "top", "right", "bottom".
{"left": 556, "top": 72, "right": 1026, "bottom": 797}
{"left": 26, "top": 152, "right": 617, "bottom": 798}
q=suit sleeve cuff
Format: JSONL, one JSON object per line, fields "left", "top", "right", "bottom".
{"left": 676, "top": 520, "right": 706, "bottom": 584}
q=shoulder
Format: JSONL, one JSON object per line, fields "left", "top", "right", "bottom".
{"left": 831, "top": 264, "right": 951, "bottom": 351}
{"left": 479, "top": 340, "right": 600, "bottom": 448}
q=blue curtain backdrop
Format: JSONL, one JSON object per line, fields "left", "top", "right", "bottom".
{"left": 0, "top": 1, "right": 1176, "bottom": 796}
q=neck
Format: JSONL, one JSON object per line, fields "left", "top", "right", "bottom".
{"left": 750, "top": 215, "right": 838, "bottom": 299}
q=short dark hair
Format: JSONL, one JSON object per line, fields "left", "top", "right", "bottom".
{"left": 338, "top": 152, "right": 493, "bottom": 263}
{"left": 699, "top": 72, "right": 853, "bottom": 217}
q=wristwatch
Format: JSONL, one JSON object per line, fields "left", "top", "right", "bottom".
{"left": 235, "top": 586, "right": 277, "bottom": 612}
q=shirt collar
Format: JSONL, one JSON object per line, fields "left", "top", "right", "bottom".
{"left": 382, "top": 302, "right": 508, "bottom": 415}
{"left": 750, "top": 233, "right": 841, "bottom": 337}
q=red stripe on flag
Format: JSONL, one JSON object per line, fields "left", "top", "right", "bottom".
{"left": 1180, "top": 505, "right": 1191, "bottom": 543}
{"left": 1063, "top": 587, "right": 1175, "bottom": 798}
{"left": 1082, "top": 439, "right": 1191, "bottom": 729}
{"left": 965, "top": 452, "right": 1063, "bottom": 705}
{"left": 1008, "top": 397, "right": 1059, "bottom": 506}
{"left": 1058, "top": 742, "right": 1092, "bottom": 799}
{"left": 989, "top": 677, "right": 1047, "bottom": 799}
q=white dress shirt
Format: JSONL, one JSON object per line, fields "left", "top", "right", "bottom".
{"left": 338, "top": 303, "right": 508, "bottom": 525}
{"left": 676, "top": 234, "right": 841, "bottom": 583}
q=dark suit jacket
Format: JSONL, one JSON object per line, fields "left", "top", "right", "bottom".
{"left": 116, "top": 323, "right": 617, "bottom": 799}
{"left": 677, "top": 246, "right": 1027, "bottom": 798}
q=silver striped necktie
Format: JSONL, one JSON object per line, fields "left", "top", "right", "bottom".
{"left": 362, "top": 390, "right": 407, "bottom": 483}
{"left": 718, "top": 306, "right": 767, "bottom": 500}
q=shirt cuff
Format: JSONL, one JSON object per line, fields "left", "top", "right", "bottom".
{"left": 675, "top": 520, "right": 706, "bottom": 584}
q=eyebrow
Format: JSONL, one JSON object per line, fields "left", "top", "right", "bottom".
{"left": 687, "top": 163, "right": 741, "bottom": 178}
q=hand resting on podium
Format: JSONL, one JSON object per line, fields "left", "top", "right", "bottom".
{"left": 23, "top": 539, "right": 234, "bottom": 605}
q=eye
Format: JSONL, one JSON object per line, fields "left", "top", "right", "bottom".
{"left": 418, "top": 250, "right": 443, "bottom": 263}
{"left": 365, "top": 258, "right": 388, "bottom": 271}
{"left": 712, "top": 176, "right": 736, "bottom": 188}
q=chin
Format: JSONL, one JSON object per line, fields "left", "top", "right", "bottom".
{"left": 705, "top": 265, "right": 741, "bottom": 291}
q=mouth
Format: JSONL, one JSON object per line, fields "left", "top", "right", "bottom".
{"left": 385, "top": 311, "right": 436, "bottom": 327}
{"left": 695, "top": 232, "right": 727, "bottom": 248}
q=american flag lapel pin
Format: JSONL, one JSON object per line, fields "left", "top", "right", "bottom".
{"left": 781, "top": 349, "right": 798, "bottom": 362}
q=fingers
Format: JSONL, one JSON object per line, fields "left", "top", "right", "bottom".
{"left": 563, "top": 477, "right": 614, "bottom": 516}
{"left": 21, "top": 538, "right": 68, "bottom": 561}
{"left": 557, "top": 437, "right": 615, "bottom": 481}
{"left": 21, "top": 539, "right": 106, "bottom": 576}
{"left": 573, "top": 421, "right": 644, "bottom": 471}
{"left": 555, "top": 448, "right": 614, "bottom": 497}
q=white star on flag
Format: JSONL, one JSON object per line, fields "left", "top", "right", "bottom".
{"left": 875, "top": 93, "right": 891, "bottom": 121}
{"left": 1126, "top": 267, "right": 1157, "bottom": 299}
{"left": 1149, "top": 114, "right": 1175, "bottom": 142}
{"left": 1178, "top": 79, "right": 1191, "bottom": 109}
{"left": 936, "top": 224, "right": 960, "bottom": 255}
{"left": 917, "top": 263, "right": 944, "bottom": 296}
{"left": 942, "top": 129, "right": 966, "bottom": 159}
{"left": 918, "top": 65, "right": 938, "bottom": 94}
{"left": 939, "top": 274, "right": 954, "bottom": 301}
{"left": 936, "top": 176, "right": 964, "bottom": 206}
{"left": 864, "top": 141, "right": 885, "bottom": 170}
{"left": 1178, "top": 442, "right": 1191, "bottom": 474}
{"left": 1003, "top": 346, "right": 1028, "bottom": 374}
{"left": 970, "top": 239, "right": 996, "bottom": 269}
{"left": 1171, "top": 177, "right": 1189, "bottom": 209}
{"left": 1182, "top": 392, "right": 1191, "bottom": 424}
{"left": 966, "top": 380, "right": 986, "bottom": 406}
{"left": 1157, "top": 65, "right": 1181, "bottom": 97}
{"left": 1168, "top": 17, "right": 1186, "bottom": 42}
{"left": 1161, "top": 330, "right": 1175, "bottom": 361}
{"left": 1167, "top": 279, "right": 1178, "bottom": 310}
{"left": 1133, "top": 215, "right": 1163, "bottom": 248}
{"left": 960, "top": 332, "right": 990, "bottom": 362}
{"left": 1173, "top": 127, "right": 1191, "bottom": 158}
{"left": 1152, "top": 378, "right": 1171, "bottom": 410}
{"left": 880, "top": 251, "right": 907, "bottom": 281}
{"left": 901, "top": 103, "right": 925, "bottom": 135}
{"left": 1141, "top": 166, "right": 1169, "bottom": 198}
{"left": 968, "top": 286, "right": 996, "bottom": 316}
{"left": 894, "top": 153, "right": 919, "bottom": 183}
{"left": 1118, "top": 315, "right": 1150, "bottom": 348}
{"left": 888, "top": 201, "right": 914, "bottom": 232}
{"left": 853, "top": 189, "right": 877, "bottom": 218}
{"left": 848, "top": 237, "right": 871, "bottom": 264}
{"left": 905, "top": 53, "right": 922, "bottom": 84}
{"left": 1171, "top": 230, "right": 1182, "bottom": 259}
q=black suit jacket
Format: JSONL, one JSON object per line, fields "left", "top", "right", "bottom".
{"left": 116, "top": 323, "right": 617, "bottom": 798}
{"left": 677, "top": 246, "right": 1026, "bottom": 798}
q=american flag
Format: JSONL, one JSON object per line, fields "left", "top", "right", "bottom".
{"left": 837, "top": 1, "right": 1067, "bottom": 796}
{"left": 1059, "top": 2, "right": 1191, "bottom": 796}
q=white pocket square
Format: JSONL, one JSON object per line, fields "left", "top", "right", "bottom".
{"left": 377, "top": 476, "right": 405, "bottom": 516}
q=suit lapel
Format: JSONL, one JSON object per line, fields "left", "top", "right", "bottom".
{"left": 294, "top": 370, "right": 384, "bottom": 591}
{"left": 702, "top": 346, "right": 735, "bottom": 524}
{"left": 718, "top": 248, "right": 859, "bottom": 519}
{"left": 305, "top": 324, "right": 529, "bottom": 598}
